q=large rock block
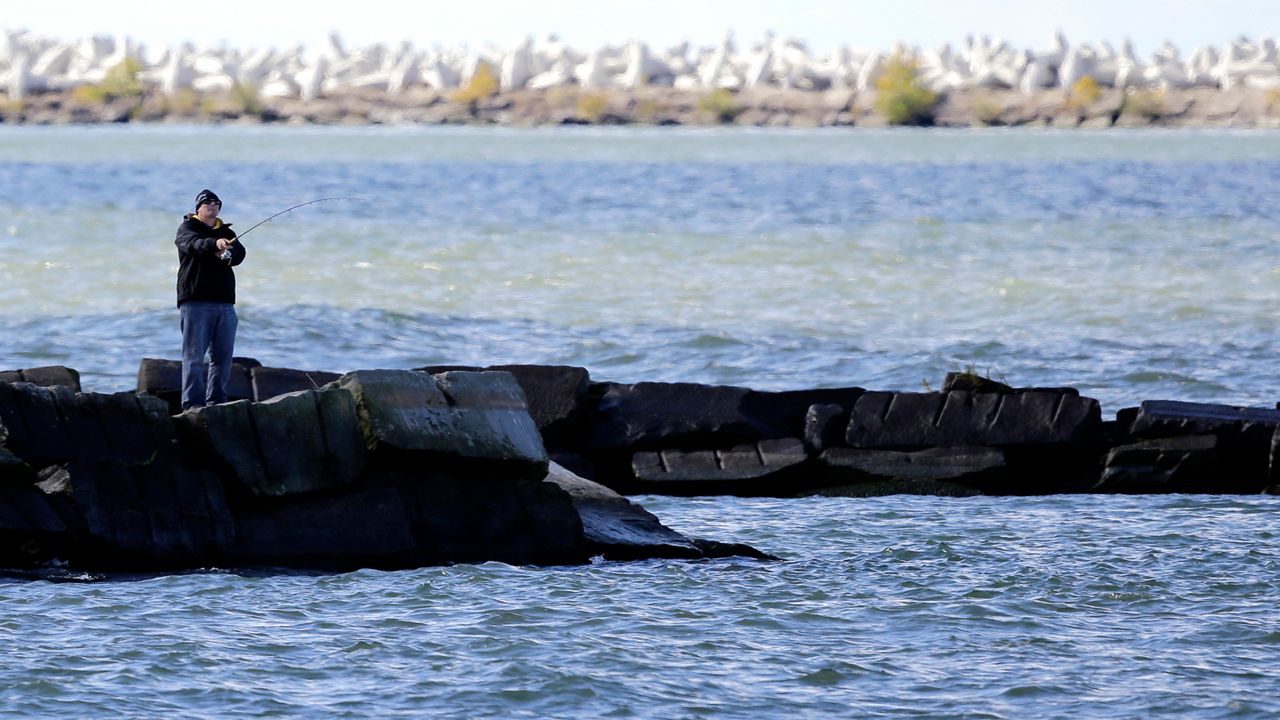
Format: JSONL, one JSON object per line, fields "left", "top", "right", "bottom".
{"left": 813, "top": 446, "right": 1002, "bottom": 496}
{"left": 0, "top": 482, "right": 69, "bottom": 567}
{"left": 0, "top": 366, "right": 81, "bottom": 391}
{"left": 0, "top": 383, "right": 178, "bottom": 470}
{"left": 628, "top": 438, "right": 810, "bottom": 496}
{"left": 335, "top": 369, "right": 548, "bottom": 480}
{"left": 230, "top": 485, "right": 418, "bottom": 570}
{"left": 251, "top": 367, "right": 342, "bottom": 402}
{"left": 176, "top": 388, "right": 366, "bottom": 497}
{"left": 1128, "top": 400, "right": 1279, "bottom": 492}
{"left": 393, "top": 470, "right": 586, "bottom": 566}
{"left": 37, "top": 459, "right": 233, "bottom": 566}
{"left": 137, "top": 357, "right": 257, "bottom": 415}
{"left": 591, "top": 382, "right": 865, "bottom": 455}
{"left": 804, "top": 403, "right": 848, "bottom": 453}
{"left": 1095, "top": 435, "right": 1220, "bottom": 494}
{"left": 743, "top": 387, "right": 865, "bottom": 438}
{"left": 590, "top": 382, "right": 762, "bottom": 452}
{"left": 844, "top": 390, "right": 1102, "bottom": 493}
{"left": 544, "top": 461, "right": 701, "bottom": 559}
{"left": 488, "top": 365, "right": 591, "bottom": 448}
{"left": 0, "top": 448, "right": 35, "bottom": 484}
{"left": 846, "top": 390, "right": 1102, "bottom": 449}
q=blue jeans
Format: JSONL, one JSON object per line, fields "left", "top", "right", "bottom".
{"left": 180, "top": 302, "right": 238, "bottom": 411}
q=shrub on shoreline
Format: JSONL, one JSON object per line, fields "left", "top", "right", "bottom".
{"left": 71, "top": 58, "right": 143, "bottom": 105}
{"left": 451, "top": 64, "right": 499, "bottom": 109}
{"left": 697, "top": 88, "right": 743, "bottom": 123}
{"left": 875, "top": 55, "right": 939, "bottom": 126}
{"left": 1121, "top": 88, "right": 1165, "bottom": 120}
{"left": 1068, "top": 75, "right": 1102, "bottom": 109}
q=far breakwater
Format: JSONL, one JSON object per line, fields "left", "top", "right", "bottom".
{"left": 6, "top": 85, "right": 1280, "bottom": 128}
{"left": 3, "top": 29, "right": 1280, "bottom": 127}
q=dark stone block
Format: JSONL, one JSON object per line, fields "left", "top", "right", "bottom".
{"left": 589, "top": 382, "right": 764, "bottom": 452}
{"left": 1095, "top": 435, "right": 1221, "bottom": 494}
{"left": 251, "top": 367, "right": 342, "bottom": 402}
{"left": 662, "top": 449, "right": 721, "bottom": 475}
{"left": 0, "top": 383, "right": 20, "bottom": 448}
{"left": 175, "top": 400, "right": 268, "bottom": 491}
{"left": 0, "top": 366, "right": 81, "bottom": 391}
{"left": 48, "top": 385, "right": 112, "bottom": 463}
{"left": 629, "top": 437, "right": 810, "bottom": 496}
{"left": 1, "top": 381, "right": 77, "bottom": 468}
{"left": 544, "top": 462, "right": 699, "bottom": 560}
{"left": 227, "top": 484, "right": 412, "bottom": 568}
{"left": 251, "top": 390, "right": 366, "bottom": 496}
{"left": 337, "top": 370, "right": 548, "bottom": 480}
{"left": 1113, "top": 407, "right": 1140, "bottom": 441}
{"left": 804, "top": 403, "right": 846, "bottom": 454}
{"left": 137, "top": 357, "right": 257, "bottom": 415}
{"left": 513, "top": 478, "right": 590, "bottom": 563}
{"left": 759, "top": 437, "right": 807, "bottom": 465}
{"left": 489, "top": 364, "right": 591, "bottom": 448}
{"left": 1131, "top": 400, "right": 1280, "bottom": 435}
{"left": 1129, "top": 400, "right": 1280, "bottom": 492}
{"left": 83, "top": 392, "right": 180, "bottom": 467}
{"left": 38, "top": 461, "right": 150, "bottom": 556}
{"left": 36, "top": 457, "right": 233, "bottom": 567}
{"left": 136, "top": 358, "right": 182, "bottom": 413}
{"left": 741, "top": 386, "right": 865, "bottom": 438}
{"left": 815, "top": 446, "right": 1004, "bottom": 496}
{"left": 395, "top": 472, "right": 580, "bottom": 566}
{"left": 0, "top": 480, "right": 70, "bottom": 566}
{"left": 0, "top": 384, "right": 179, "bottom": 472}
{"left": 0, "top": 448, "right": 35, "bottom": 485}
{"left": 231, "top": 485, "right": 417, "bottom": 570}
{"left": 847, "top": 390, "right": 1103, "bottom": 450}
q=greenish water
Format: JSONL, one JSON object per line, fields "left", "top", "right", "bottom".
{"left": 2, "top": 126, "right": 1279, "bottom": 717}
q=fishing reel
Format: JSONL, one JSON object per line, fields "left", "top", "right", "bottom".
{"left": 219, "top": 249, "right": 233, "bottom": 261}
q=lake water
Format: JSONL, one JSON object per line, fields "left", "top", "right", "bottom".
{"left": 1, "top": 125, "right": 1279, "bottom": 717}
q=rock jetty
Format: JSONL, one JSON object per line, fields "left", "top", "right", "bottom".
{"left": 0, "top": 364, "right": 771, "bottom": 574}
{"left": 4, "top": 358, "right": 1279, "bottom": 574}
{"left": 3, "top": 29, "right": 1280, "bottom": 127}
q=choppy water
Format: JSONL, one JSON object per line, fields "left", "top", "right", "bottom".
{"left": 3, "top": 126, "right": 1280, "bottom": 717}
{"left": 3, "top": 126, "right": 1280, "bottom": 411}
{"left": 4, "top": 495, "right": 1280, "bottom": 718}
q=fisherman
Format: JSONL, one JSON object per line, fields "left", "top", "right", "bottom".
{"left": 175, "top": 188, "right": 246, "bottom": 412}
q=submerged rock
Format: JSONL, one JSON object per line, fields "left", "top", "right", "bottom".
{"left": 544, "top": 461, "right": 702, "bottom": 559}
{"left": 815, "top": 446, "right": 1003, "bottom": 496}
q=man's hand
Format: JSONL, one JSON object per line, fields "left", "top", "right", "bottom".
{"left": 215, "top": 239, "right": 235, "bottom": 253}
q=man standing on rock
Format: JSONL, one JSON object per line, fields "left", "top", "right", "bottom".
{"left": 175, "top": 189, "right": 246, "bottom": 412}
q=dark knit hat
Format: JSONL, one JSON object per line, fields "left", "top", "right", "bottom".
{"left": 195, "top": 189, "right": 222, "bottom": 209}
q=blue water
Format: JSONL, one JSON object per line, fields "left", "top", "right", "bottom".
{"left": 4, "top": 495, "right": 1279, "bottom": 718}
{"left": 3, "top": 126, "right": 1280, "bottom": 717}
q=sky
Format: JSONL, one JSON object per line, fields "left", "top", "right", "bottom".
{"left": 4, "top": 0, "right": 1277, "bottom": 60}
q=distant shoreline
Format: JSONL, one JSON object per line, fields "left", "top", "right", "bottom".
{"left": 3, "top": 85, "right": 1279, "bottom": 128}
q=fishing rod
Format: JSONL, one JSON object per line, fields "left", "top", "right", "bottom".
{"left": 219, "top": 196, "right": 363, "bottom": 259}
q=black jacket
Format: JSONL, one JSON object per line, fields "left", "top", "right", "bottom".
{"left": 175, "top": 214, "right": 246, "bottom": 306}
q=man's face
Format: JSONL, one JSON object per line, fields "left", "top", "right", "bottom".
{"left": 196, "top": 201, "right": 221, "bottom": 223}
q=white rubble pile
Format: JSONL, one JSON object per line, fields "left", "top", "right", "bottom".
{"left": 1, "top": 28, "right": 1278, "bottom": 101}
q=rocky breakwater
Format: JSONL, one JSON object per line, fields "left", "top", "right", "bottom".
{"left": 4, "top": 29, "right": 1280, "bottom": 127}
{"left": 406, "top": 364, "right": 1280, "bottom": 498}
{"left": 0, "top": 366, "right": 764, "bottom": 574}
